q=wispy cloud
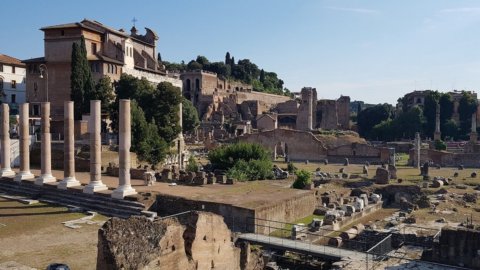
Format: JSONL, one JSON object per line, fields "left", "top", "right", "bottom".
{"left": 439, "top": 7, "right": 480, "bottom": 14}
{"left": 326, "top": 7, "right": 379, "bottom": 14}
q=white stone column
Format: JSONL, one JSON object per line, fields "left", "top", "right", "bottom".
{"left": 14, "top": 103, "right": 34, "bottom": 181}
{"left": 0, "top": 104, "right": 15, "bottom": 177}
{"left": 470, "top": 112, "right": 478, "bottom": 143}
{"left": 177, "top": 101, "right": 185, "bottom": 169}
{"left": 112, "top": 99, "right": 137, "bottom": 199}
{"left": 434, "top": 103, "right": 441, "bottom": 141}
{"left": 35, "top": 102, "right": 56, "bottom": 184}
{"left": 83, "top": 100, "right": 107, "bottom": 193}
{"left": 58, "top": 101, "right": 80, "bottom": 189}
{"left": 414, "top": 132, "right": 421, "bottom": 169}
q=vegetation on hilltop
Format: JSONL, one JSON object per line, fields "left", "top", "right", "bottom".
{"left": 358, "top": 90, "right": 478, "bottom": 141}
{"left": 163, "top": 52, "right": 292, "bottom": 97}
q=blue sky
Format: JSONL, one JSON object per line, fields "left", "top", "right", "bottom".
{"left": 3, "top": 0, "right": 480, "bottom": 104}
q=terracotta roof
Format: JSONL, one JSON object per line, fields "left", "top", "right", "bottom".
{"left": 93, "top": 54, "right": 124, "bottom": 65}
{"left": 0, "top": 54, "right": 26, "bottom": 67}
{"left": 40, "top": 21, "right": 102, "bottom": 34}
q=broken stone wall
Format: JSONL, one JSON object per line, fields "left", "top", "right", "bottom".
{"left": 96, "top": 212, "right": 254, "bottom": 270}
{"left": 423, "top": 227, "right": 480, "bottom": 269}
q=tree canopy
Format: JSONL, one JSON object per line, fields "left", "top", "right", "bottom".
{"left": 164, "top": 53, "right": 289, "bottom": 96}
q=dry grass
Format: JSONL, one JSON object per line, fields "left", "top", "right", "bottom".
{"left": 0, "top": 197, "right": 106, "bottom": 269}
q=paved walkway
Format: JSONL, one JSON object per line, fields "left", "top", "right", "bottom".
{"left": 238, "top": 233, "right": 367, "bottom": 261}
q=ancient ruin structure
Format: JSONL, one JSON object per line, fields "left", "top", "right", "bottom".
{"left": 96, "top": 212, "right": 260, "bottom": 270}
{"left": 112, "top": 100, "right": 137, "bottom": 199}
{"left": 84, "top": 100, "right": 108, "bottom": 194}
{"left": 434, "top": 103, "right": 441, "bottom": 141}
{"left": 272, "top": 88, "right": 350, "bottom": 131}
{"left": 14, "top": 103, "right": 34, "bottom": 181}
{"left": 470, "top": 112, "right": 477, "bottom": 143}
{"left": 35, "top": 102, "right": 56, "bottom": 184}
{"left": 296, "top": 87, "right": 317, "bottom": 131}
{"left": 3, "top": 100, "right": 142, "bottom": 199}
{"left": 0, "top": 104, "right": 15, "bottom": 177}
{"left": 239, "top": 129, "right": 390, "bottom": 163}
{"left": 58, "top": 101, "right": 80, "bottom": 189}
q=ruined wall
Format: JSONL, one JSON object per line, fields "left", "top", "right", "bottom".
{"left": 296, "top": 87, "right": 317, "bottom": 131}
{"left": 256, "top": 114, "right": 277, "bottom": 131}
{"left": 236, "top": 91, "right": 290, "bottom": 107}
{"left": 317, "top": 99, "right": 338, "bottom": 130}
{"left": 422, "top": 227, "right": 480, "bottom": 269}
{"left": 409, "top": 148, "right": 480, "bottom": 168}
{"left": 155, "top": 195, "right": 255, "bottom": 232}
{"left": 155, "top": 190, "right": 316, "bottom": 234}
{"left": 96, "top": 213, "right": 244, "bottom": 270}
{"left": 254, "top": 192, "right": 316, "bottom": 234}
{"left": 337, "top": 96, "right": 350, "bottom": 129}
{"left": 238, "top": 129, "right": 328, "bottom": 161}
{"left": 275, "top": 100, "right": 299, "bottom": 114}
{"left": 327, "top": 143, "right": 389, "bottom": 163}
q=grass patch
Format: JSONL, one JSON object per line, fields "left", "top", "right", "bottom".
{"left": 269, "top": 214, "right": 324, "bottom": 238}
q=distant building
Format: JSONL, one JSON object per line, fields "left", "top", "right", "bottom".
{"left": 0, "top": 54, "right": 27, "bottom": 114}
{"left": 23, "top": 19, "right": 181, "bottom": 123}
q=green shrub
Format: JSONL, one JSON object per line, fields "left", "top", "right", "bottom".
{"left": 209, "top": 142, "right": 273, "bottom": 181}
{"left": 292, "top": 170, "right": 312, "bottom": 189}
{"left": 434, "top": 140, "right": 447, "bottom": 151}
{"left": 226, "top": 159, "right": 274, "bottom": 181}
{"left": 287, "top": 162, "right": 297, "bottom": 174}
{"left": 186, "top": 155, "right": 199, "bottom": 172}
{"left": 208, "top": 142, "right": 271, "bottom": 170}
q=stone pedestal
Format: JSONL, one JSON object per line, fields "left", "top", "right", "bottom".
{"left": 84, "top": 100, "right": 107, "bottom": 193}
{"left": 58, "top": 101, "right": 80, "bottom": 189}
{"left": 36, "top": 102, "right": 56, "bottom": 185}
{"left": 112, "top": 100, "right": 137, "bottom": 199}
{"left": 0, "top": 104, "right": 15, "bottom": 177}
{"left": 14, "top": 103, "right": 34, "bottom": 181}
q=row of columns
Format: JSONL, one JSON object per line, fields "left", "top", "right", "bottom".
{"left": 1, "top": 100, "right": 136, "bottom": 199}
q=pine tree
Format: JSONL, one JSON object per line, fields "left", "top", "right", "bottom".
{"left": 70, "top": 42, "right": 84, "bottom": 120}
{"left": 225, "top": 52, "right": 231, "bottom": 65}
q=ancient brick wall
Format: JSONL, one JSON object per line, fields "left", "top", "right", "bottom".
{"left": 317, "top": 99, "right": 338, "bottom": 130}
{"left": 423, "top": 227, "right": 480, "bottom": 269}
{"left": 238, "top": 129, "right": 328, "bottom": 161}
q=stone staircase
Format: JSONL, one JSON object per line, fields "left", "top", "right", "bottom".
{"left": 0, "top": 178, "right": 147, "bottom": 219}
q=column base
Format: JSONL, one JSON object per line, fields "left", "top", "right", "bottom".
{"left": 83, "top": 181, "right": 108, "bottom": 194}
{"left": 14, "top": 171, "right": 35, "bottom": 182}
{"left": 111, "top": 185, "right": 137, "bottom": 199}
{"left": 35, "top": 174, "right": 57, "bottom": 185}
{"left": 0, "top": 168, "right": 16, "bottom": 178}
{"left": 58, "top": 177, "right": 81, "bottom": 190}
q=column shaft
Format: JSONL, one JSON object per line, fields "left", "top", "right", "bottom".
{"left": 83, "top": 100, "right": 107, "bottom": 193}
{"left": 58, "top": 101, "right": 80, "bottom": 189}
{"left": 112, "top": 99, "right": 136, "bottom": 199}
{"left": 14, "top": 103, "right": 34, "bottom": 181}
{"left": 0, "top": 104, "right": 14, "bottom": 177}
{"left": 35, "top": 102, "right": 56, "bottom": 184}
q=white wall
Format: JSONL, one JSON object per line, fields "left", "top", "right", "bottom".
{"left": 0, "top": 64, "right": 27, "bottom": 111}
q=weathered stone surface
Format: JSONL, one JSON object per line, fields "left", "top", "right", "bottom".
{"left": 343, "top": 158, "right": 349, "bottom": 166}
{"left": 362, "top": 165, "right": 368, "bottom": 175}
{"left": 388, "top": 164, "right": 397, "bottom": 179}
{"left": 97, "top": 212, "right": 247, "bottom": 270}
{"left": 375, "top": 167, "right": 390, "bottom": 184}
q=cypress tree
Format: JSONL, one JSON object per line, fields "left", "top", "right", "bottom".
{"left": 70, "top": 42, "right": 84, "bottom": 119}
{"left": 79, "top": 36, "right": 95, "bottom": 114}
{"left": 157, "top": 52, "right": 162, "bottom": 63}
{"left": 225, "top": 52, "right": 231, "bottom": 65}
{"left": 259, "top": 69, "right": 265, "bottom": 83}
{"left": 230, "top": 56, "right": 235, "bottom": 69}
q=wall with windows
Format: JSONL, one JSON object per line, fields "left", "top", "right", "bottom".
{"left": 0, "top": 62, "right": 26, "bottom": 113}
